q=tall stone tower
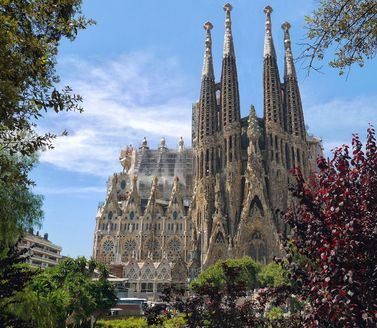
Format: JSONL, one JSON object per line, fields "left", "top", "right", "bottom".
{"left": 282, "top": 22, "right": 309, "bottom": 179}
{"left": 193, "top": 21, "right": 219, "bottom": 263}
{"left": 220, "top": 3, "right": 242, "bottom": 238}
{"left": 263, "top": 5, "right": 289, "bottom": 228}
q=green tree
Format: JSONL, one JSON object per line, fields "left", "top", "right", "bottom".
{"left": 303, "top": 0, "right": 377, "bottom": 75}
{"left": 0, "top": 242, "right": 38, "bottom": 328}
{"left": 9, "top": 257, "right": 117, "bottom": 328}
{"left": 258, "top": 261, "right": 287, "bottom": 288}
{"left": 0, "top": 154, "right": 43, "bottom": 246}
{"left": 191, "top": 256, "right": 261, "bottom": 294}
{"left": 0, "top": 0, "right": 93, "bottom": 161}
{"left": 0, "top": 0, "right": 92, "bottom": 246}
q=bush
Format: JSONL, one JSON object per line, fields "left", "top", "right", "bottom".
{"left": 266, "top": 306, "right": 284, "bottom": 321}
{"left": 96, "top": 315, "right": 187, "bottom": 328}
{"left": 96, "top": 317, "right": 148, "bottom": 328}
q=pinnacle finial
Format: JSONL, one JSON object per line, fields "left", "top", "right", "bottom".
{"left": 222, "top": 3, "right": 234, "bottom": 57}
{"left": 282, "top": 21, "right": 291, "bottom": 32}
{"left": 282, "top": 22, "right": 296, "bottom": 77}
{"left": 203, "top": 21, "right": 213, "bottom": 31}
{"left": 264, "top": 5, "right": 273, "bottom": 14}
{"left": 249, "top": 104, "right": 257, "bottom": 116}
{"left": 224, "top": 3, "right": 232, "bottom": 12}
{"left": 264, "top": 5, "right": 272, "bottom": 31}
{"left": 202, "top": 21, "right": 215, "bottom": 78}
{"left": 263, "top": 5, "right": 275, "bottom": 57}
{"left": 282, "top": 22, "right": 292, "bottom": 49}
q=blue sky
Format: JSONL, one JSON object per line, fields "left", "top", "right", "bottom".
{"left": 31, "top": 0, "right": 377, "bottom": 258}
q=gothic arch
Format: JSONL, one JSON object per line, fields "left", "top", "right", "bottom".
{"left": 249, "top": 195, "right": 264, "bottom": 217}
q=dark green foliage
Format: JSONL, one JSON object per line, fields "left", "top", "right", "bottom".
{"left": 8, "top": 257, "right": 117, "bottom": 328}
{"left": 0, "top": 241, "right": 37, "bottom": 328}
{"left": 0, "top": 153, "right": 43, "bottom": 246}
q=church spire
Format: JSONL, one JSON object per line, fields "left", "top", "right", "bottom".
{"left": 221, "top": 2, "right": 240, "bottom": 131}
{"left": 202, "top": 22, "right": 215, "bottom": 80}
{"left": 220, "top": 3, "right": 242, "bottom": 238}
{"left": 223, "top": 3, "right": 235, "bottom": 58}
{"left": 282, "top": 22, "right": 296, "bottom": 78}
{"left": 282, "top": 22, "right": 306, "bottom": 140}
{"left": 198, "top": 21, "right": 217, "bottom": 144}
{"left": 263, "top": 5, "right": 276, "bottom": 58}
{"left": 263, "top": 5, "right": 284, "bottom": 131}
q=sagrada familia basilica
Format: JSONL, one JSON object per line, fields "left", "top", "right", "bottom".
{"left": 93, "top": 4, "right": 323, "bottom": 297}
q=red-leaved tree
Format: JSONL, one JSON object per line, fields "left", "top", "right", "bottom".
{"left": 284, "top": 127, "right": 377, "bottom": 327}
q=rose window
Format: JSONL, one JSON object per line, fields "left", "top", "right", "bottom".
{"left": 147, "top": 239, "right": 159, "bottom": 251}
{"left": 102, "top": 240, "right": 114, "bottom": 254}
{"left": 124, "top": 239, "right": 136, "bottom": 253}
{"left": 168, "top": 239, "right": 181, "bottom": 253}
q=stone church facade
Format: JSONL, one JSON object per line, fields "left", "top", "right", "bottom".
{"left": 93, "top": 4, "right": 323, "bottom": 287}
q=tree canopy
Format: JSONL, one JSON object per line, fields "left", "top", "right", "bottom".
{"left": 0, "top": 0, "right": 93, "bottom": 245}
{"left": 0, "top": 242, "right": 37, "bottom": 328}
{"left": 7, "top": 257, "right": 117, "bottom": 328}
{"left": 190, "top": 256, "right": 261, "bottom": 294}
{"left": 0, "top": 0, "right": 93, "bottom": 186}
{"left": 303, "top": 0, "right": 377, "bottom": 75}
{"left": 0, "top": 155, "right": 43, "bottom": 246}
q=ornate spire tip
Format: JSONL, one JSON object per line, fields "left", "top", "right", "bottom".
{"left": 203, "top": 21, "right": 213, "bottom": 31}
{"left": 264, "top": 5, "right": 273, "bottom": 14}
{"left": 224, "top": 3, "right": 232, "bottom": 12}
{"left": 282, "top": 22, "right": 291, "bottom": 32}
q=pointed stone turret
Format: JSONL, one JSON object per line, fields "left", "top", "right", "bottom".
{"left": 196, "top": 21, "right": 218, "bottom": 178}
{"left": 145, "top": 176, "right": 159, "bottom": 215}
{"left": 201, "top": 21, "right": 215, "bottom": 80}
{"left": 221, "top": 3, "right": 242, "bottom": 237}
{"left": 223, "top": 3, "right": 235, "bottom": 58}
{"left": 282, "top": 22, "right": 305, "bottom": 140}
{"left": 263, "top": 5, "right": 284, "bottom": 131}
{"left": 192, "top": 21, "right": 219, "bottom": 266}
{"left": 263, "top": 5, "right": 276, "bottom": 58}
{"left": 282, "top": 22, "right": 308, "bottom": 177}
{"left": 159, "top": 137, "right": 167, "bottom": 150}
{"left": 221, "top": 3, "right": 240, "bottom": 130}
{"left": 205, "top": 174, "right": 229, "bottom": 267}
{"left": 140, "top": 137, "right": 149, "bottom": 150}
{"left": 198, "top": 22, "right": 217, "bottom": 145}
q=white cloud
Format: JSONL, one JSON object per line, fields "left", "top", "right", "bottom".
{"left": 39, "top": 52, "right": 193, "bottom": 176}
{"left": 39, "top": 52, "right": 377, "bottom": 176}
{"left": 305, "top": 95, "right": 377, "bottom": 156}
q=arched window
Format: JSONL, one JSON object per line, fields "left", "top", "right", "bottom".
{"left": 249, "top": 196, "right": 264, "bottom": 217}
{"left": 215, "top": 231, "right": 225, "bottom": 244}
